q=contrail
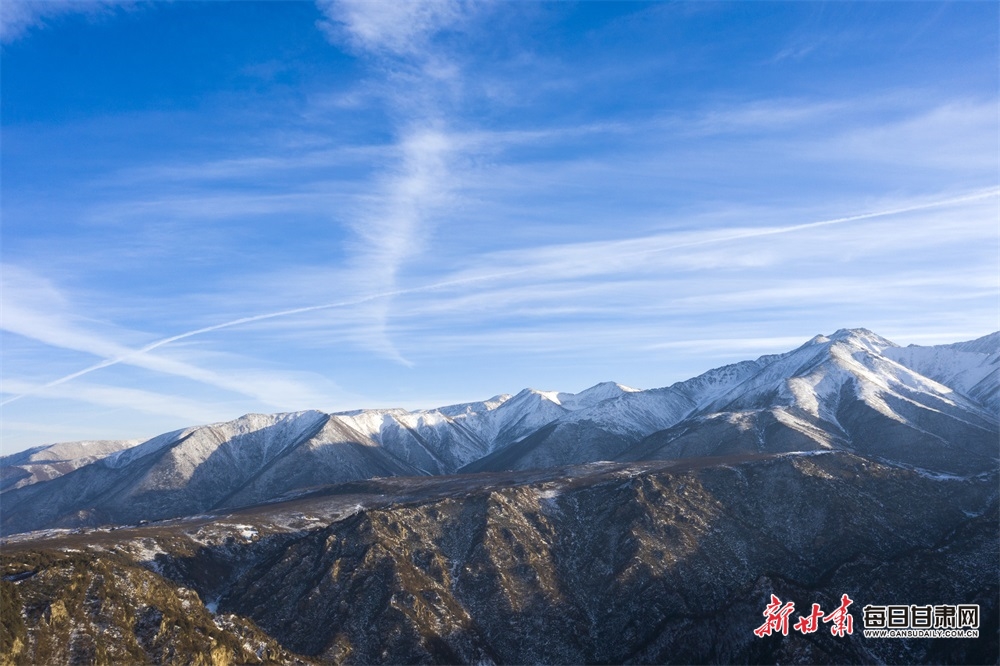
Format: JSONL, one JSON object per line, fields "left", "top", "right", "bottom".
{"left": 0, "top": 272, "right": 524, "bottom": 406}
{"left": 4, "top": 187, "right": 996, "bottom": 406}
{"left": 629, "top": 187, "right": 1000, "bottom": 256}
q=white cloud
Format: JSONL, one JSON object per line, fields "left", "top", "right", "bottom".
{"left": 104, "top": 186, "right": 993, "bottom": 368}
{"left": 2, "top": 378, "right": 224, "bottom": 424}
{"left": 315, "top": 0, "right": 471, "bottom": 59}
{"left": 812, "top": 99, "right": 999, "bottom": 172}
{"left": 311, "top": 1, "right": 485, "bottom": 361}
{"left": 424, "top": 188, "right": 999, "bottom": 287}
{"left": 112, "top": 144, "right": 386, "bottom": 186}
{"left": 646, "top": 336, "right": 821, "bottom": 354}
{"left": 0, "top": 0, "right": 130, "bottom": 44}
{"left": 679, "top": 99, "right": 843, "bottom": 136}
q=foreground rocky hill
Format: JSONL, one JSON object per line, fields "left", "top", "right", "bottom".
{"left": 0, "top": 549, "right": 309, "bottom": 666}
{"left": 2, "top": 451, "right": 997, "bottom": 664}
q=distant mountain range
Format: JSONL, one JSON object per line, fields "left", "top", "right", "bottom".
{"left": 2, "top": 329, "right": 997, "bottom": 665}
{"left": 3, "top": 328, "right": 997, "bottom": 536}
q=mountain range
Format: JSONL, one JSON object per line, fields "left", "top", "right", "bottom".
{"left": 1, "top": 328, "right": 997, "bottom": 665}
{"left": 3, "top": 328, "right": 996, "bottom": 536}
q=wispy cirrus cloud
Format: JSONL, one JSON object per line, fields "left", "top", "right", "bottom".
{"left": 298, "top": 0, "right": 487, "bottom": 362}
{"left": 810, "top": 99, "right": 999, "bottom": 172}
{"left": 427, "top": 188, "right": 999, "bottom": 287}
{"left": 0, "top": 0, "right": 132, "bottom": 44}
{"left": 316, "top": 0, "right": 473, "bottom": 60}
{"left": 2, "top": 377, "right": 225, "bottom": 424}
{"left": 0, "top": 266, "right": 344, "bottom": 411}
{"left": 339, "top": 128, "right": 456, "bottom": 362}
{"left": 12, "top": 186, "right": 993, "bottom": 399}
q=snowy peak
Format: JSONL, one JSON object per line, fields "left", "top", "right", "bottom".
{"left": 437, "top": 394, "right": 512, "bottom": 418}
{"left": 0, "top": 439, "right": 141, "bottom": 467}
{"left": 129, "top": 410, "right": 330, "bottom": 493}
{"left": 515, "top": 388, "right": 564, "bottom": 406}
{"left": 495, "top": 328, "right": 996, "bottom": 467}
{"left": 556, "top": 381, "right": 640, "bottom": 410}
{"left": 826, "top": 327, "right": 898, "bottom": 353}
{"left": 617, "top": 329, "right": 999, "bottom": 476}
{"left": 692, "top": 328, "right": 993, "bottom": 428}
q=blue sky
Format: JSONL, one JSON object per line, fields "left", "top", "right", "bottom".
{"left": 2, "top": 1, "right": 997, "bottom": 452}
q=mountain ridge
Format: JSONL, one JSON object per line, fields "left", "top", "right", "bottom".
{"left": 2, "top": 328, "right": 996, "bottom": 536}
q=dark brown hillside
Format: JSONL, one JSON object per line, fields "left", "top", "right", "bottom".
{"left": 4, "top": 451, "right": 994, "bottom": 665}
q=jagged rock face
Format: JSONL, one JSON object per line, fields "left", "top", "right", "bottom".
{"left": 0, "top": 549, "right": 309, "bottom": 665}
{"left": 200, "top": 453, "right": 995, "bottom": 664}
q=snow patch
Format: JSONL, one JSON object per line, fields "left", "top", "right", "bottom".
{"left": 781, "top": 449, "right": 836, "bottom": 457}
{"left": 219, "top": 523, "right": 259, "bottom": 542}
{"left": 126, "top": 538, "right": 167, "bottom": 573}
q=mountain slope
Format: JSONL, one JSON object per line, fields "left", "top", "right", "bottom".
{"left": 336, "top": 386, "right": 630, "bottom": 475}
{"left": 463, "top": 359, "right": 774, "bottom": 473}
{"left": 0, "top": 411, "right": 422, "bottom": 535}
{"left": 471, "top": 329, "right": 998, "bottom": 474}
{"left": 3, "top": 328, "right": 998, "bottom": 664}
{"left": 884, "top": 331, "right": 1000, "bottom": 414}
{"left": 0, "top": 547, "right": 310, "bottom": 665}
{"left": 222, "top": 453, "right": 997, "bottom": 664}
{"left": 0, "top": 387, "right": 603, "bottom": 535}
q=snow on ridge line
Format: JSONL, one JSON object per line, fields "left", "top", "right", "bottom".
{"left": 931, "top": 331, "right": 1000, "bottom": 355}
{"left": 101, "top": 410, "right": 328, "bottom": 470}
{"left": 103, "top": 428, "right": 194, "bottom": 469}
{"left": 558, "top": 331, "right": 912, "bottom": 438}
{"left": 883, "top": 344, "right": 998, "bottom": 397}
{"left": 22, "top": 329, "right": 998, "bottom": 468}
{"left": 0, "top": 439, "right": 144, "bottom": 466}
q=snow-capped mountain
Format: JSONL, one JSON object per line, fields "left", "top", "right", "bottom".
{"left": 2, "top": 328, "right": 996, "bottom": 536}
{"left": 0, "top": 438, "right": 142, "bottom": 492}
{"left": 0, "top": 383, "right": 648, "bottom": 533}
{"left": 620, "top": 329, "right": 997, "bottom": 473}
{"left": 883, "top": 331, "right": 1000, "bottom": 414}
{"left": 470, "top": 328, "right": 998, "bottom": 473}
